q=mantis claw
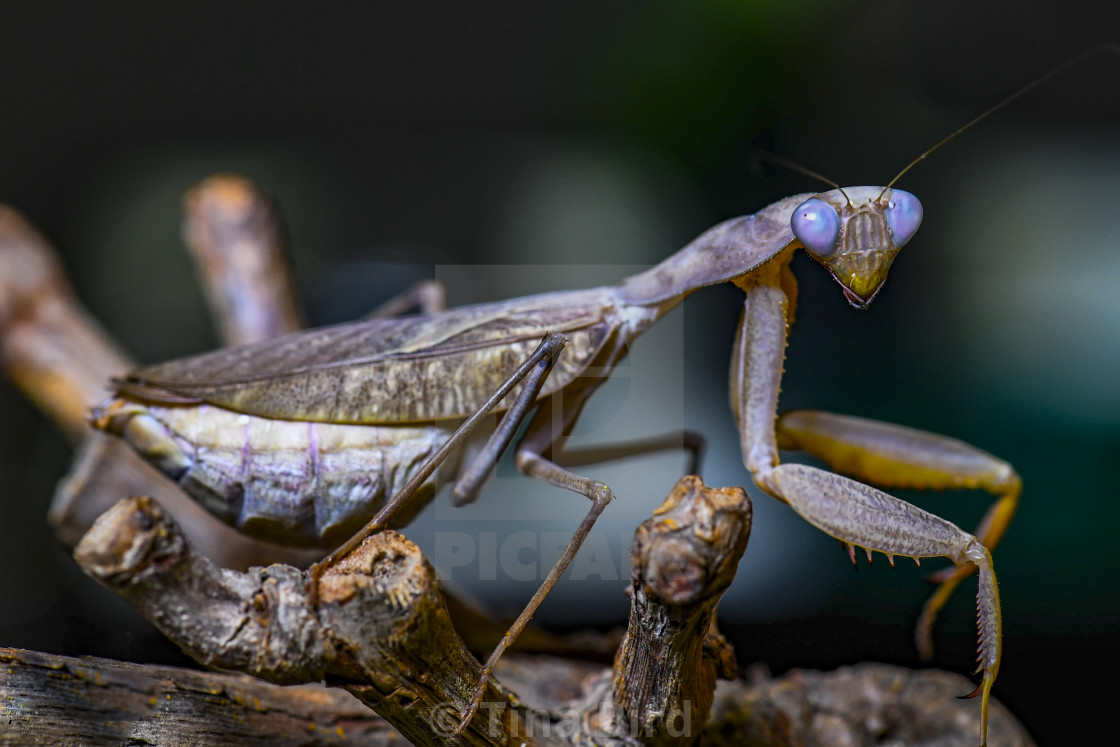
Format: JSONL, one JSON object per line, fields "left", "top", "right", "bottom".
{"left": 454, "top": 669, "right": 491, "bottom": 736}
{"left": 959, "top": 681, "right": 985, "bottom": 700}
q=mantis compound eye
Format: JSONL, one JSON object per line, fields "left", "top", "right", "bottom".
{"left": 791, "top": 197, "right": 841, "bottom": 257}
{"left": 884, "top": 189, "right": 923, "bottom": 247}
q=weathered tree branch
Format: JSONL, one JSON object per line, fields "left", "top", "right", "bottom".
{"left": 74, "top": 495, "right": 568, "bottom": 745}
{"left": 182, "top": 174, "right": 304, "bottom": 346}
{"left": 8, "top": 475, "right": 1035, "bottom": 745}
{"left": 0, "top": 205, "right": 132, "bottom": 439}
{"left": 0, "top": 199, "right": 321, "bottom": 571}
{"left": 606, "top": 475, "right": 748, "bottom": 744}
{"left": 0, "top": 646, "right": 400, "bottom": 746}
{"left": 1, "top": 655, "right": 1037, "bottom": 745}
{"left": 703, "top": 663, "right": 1036, "bottom": 747}
{"left": 67, "top": 477, "right": 760, "bottom": 746}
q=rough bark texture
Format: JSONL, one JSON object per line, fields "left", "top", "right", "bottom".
{"left": 2, "top": 650, "right": 1035, "bottom": 746}
{"left": 72, "top": 495, "right": 566, "bottom": 746}
{"left": 64, "top": 482, "right": 759, "bottom": 746}
{"left": 59, "top": 484, "right": 1034, "bottom": 746}
{"left": 704, "top": 664, "right": 1036, "bottom": 747}
{"left": 0, "top": 647, "right": 401, "bottom": 746}
{"left": 609, "top": 476, "right": 749, "bottom": 745}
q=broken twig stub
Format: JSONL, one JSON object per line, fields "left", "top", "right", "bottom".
{"left": 603, "top": 475, "right": 750, "bottom": 745}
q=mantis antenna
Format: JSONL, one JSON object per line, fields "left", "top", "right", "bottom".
{"left": 880, "top": 43, "right": 1120, "bottom": 197}
{"left": 753, "top": 150, "right": 853, "bottom": 206}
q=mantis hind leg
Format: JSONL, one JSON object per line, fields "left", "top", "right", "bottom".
{"left": 451, "top": 429, "right": 707, "bottom": 508}
{"left": 774, "top": 409, "right": 1019, "bottom": 659}
{"left": 551, "top": 429, "right": 706, "bottom": 475}
{"left": 454, "top": 387, "right": 623, "bottom": 733}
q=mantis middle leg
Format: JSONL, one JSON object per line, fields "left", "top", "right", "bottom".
{"left": 451, "top": 383, "right": 614, "bottom": 729}
{"left": 733, "top": 279, "right": 1002, "bottom": 747}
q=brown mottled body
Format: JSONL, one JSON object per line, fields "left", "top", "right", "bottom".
{"left": 95, "top": 195, "right": 804, "bottom": 547}
{"left": 94, "top": 187, "right": 1014, "bottom": 744}
{"left": 95, "top": 287, "right": 633, "bottom": 545}
{"left": 119, "top": 288, "right": 616, "bottom": 424}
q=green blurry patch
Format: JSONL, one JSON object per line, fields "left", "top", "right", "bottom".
{"left": 584, "top": 0, "right": 836, "bottom": 173}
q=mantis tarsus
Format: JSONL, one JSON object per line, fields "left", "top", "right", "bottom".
{"left": 90, "top": 45, "right": 1118, "bottom": 746}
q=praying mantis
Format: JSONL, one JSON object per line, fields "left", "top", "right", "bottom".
{"left": 88, "top": 45, "right": 1118, "bottom": 747}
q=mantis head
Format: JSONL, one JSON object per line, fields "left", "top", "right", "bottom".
{"left": 790, "top": 186, "right": 922, "bottom": 308}
{"left": 776, "top": 46, "right": 1120, "bottom": 310}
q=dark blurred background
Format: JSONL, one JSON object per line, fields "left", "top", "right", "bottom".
{"left": 1, "top": 2, "right": 1118, "bottom": 743}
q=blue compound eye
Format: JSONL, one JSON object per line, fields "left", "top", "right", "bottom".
{"left": 791, "top": 198, "right": 841, "bottom": 257}
{"left": 885, "top": 189, "right": 923, "bottom": 247}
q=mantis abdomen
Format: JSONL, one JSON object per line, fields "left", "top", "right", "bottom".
{"left": 95, "top": 400, "right": 462, "bottom": 545}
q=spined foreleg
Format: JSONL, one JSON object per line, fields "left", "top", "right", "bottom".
{"left": 731, "top": 279, "right": 1003, "bottom": 746}
{"left": 759, "top": 463, "right": 1001, "bottom": 747}
{"left": 775, "top": 409, "right": 1019, "bottom": 659}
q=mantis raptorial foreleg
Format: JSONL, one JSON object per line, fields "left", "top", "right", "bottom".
{"left": 767, "top": 464, "right": 1002, "bottom": 745}
{"left": 775, "top": 409, "right": 1020, "bottom": 658}
{"left": 733, "top": 278, "right": 1003, "bottom": 746}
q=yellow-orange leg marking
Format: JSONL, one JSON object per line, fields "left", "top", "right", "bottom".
{"left": 775, "top": 409, "right": 1019, "bottom": 658}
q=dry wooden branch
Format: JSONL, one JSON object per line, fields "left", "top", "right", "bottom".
{"left": 2, "top": 650, "right": 1036, "bottom": 746}
{"left": 606, "top": 475, "right": 748, "bottom": 744}
{"left": 183, "top": 174, "right": 304, "bottom": 345}
{"left": 14, "top": 475, "right": 1035, "bottom": 745}
{"left": 0, "top": 646, "right": 400, "bottom": 746}
{"left": 704, "top": 663, "right": 1036, "bottom": 747}
{"left": 67, "top": 477, "right": 759, "bottom": 746}
{"left": 73, "top": 495, "right": 570, "bottom": 746}
{"left": 0, "top": 200, "right": 320, "bottom": 571}
{"left": 0, "top": 205, "right": 132, "bottom": 438}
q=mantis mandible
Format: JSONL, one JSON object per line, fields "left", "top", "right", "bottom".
{"left": 89, "top": 46, "right": 1116, "bottom": 746}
